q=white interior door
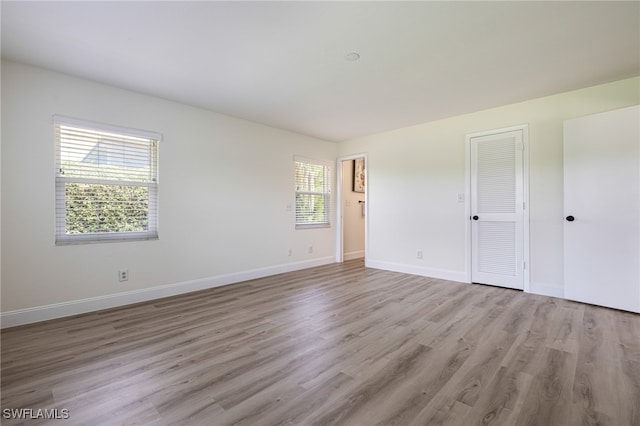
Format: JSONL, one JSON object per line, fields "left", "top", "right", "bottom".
{"left": 564, "top": 105, "right": 640, "bottom": 313}
{"left": 470, "top": 129, "right": 525, "bottom": 290}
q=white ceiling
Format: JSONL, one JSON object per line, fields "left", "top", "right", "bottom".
{"left": 2, "top": 1, "right": 639, "bottom": 142}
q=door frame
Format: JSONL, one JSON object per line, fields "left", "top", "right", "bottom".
{"left": 335, "top": 153, "right": 368, "bottom": 263}
{"left": 464, "top": 125, "right": 530, "bottom": 292}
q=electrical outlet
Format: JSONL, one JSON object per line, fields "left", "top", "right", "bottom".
{"left": 417, "top": 251, "right": 423, "bottom": 259}
{"left": 288, "top": 248, "right": 292, "bottom": 256}
{"left": 308, "top": 245, "right": 313, "bottom": 254}
{"left": 119, "top": 270, "right": 129, "bottom": 282}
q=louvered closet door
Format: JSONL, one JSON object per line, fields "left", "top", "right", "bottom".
{"left": 470, "top": 130, "right": 524, "bottom": 290}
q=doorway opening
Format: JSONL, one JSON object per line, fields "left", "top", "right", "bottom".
{"left": 336, "top": 154, "right": 367, "bottom": 263}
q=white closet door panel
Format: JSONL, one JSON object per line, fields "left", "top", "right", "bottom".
{"left": 564, "top": 105, "right": 640, "bottom": 313}
{"left": 471, "top": 130, "right": 524, "bottom": 290}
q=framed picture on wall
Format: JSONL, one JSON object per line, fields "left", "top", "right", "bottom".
{"left": 353, "top": 158, "right": 365, "bottom": 193}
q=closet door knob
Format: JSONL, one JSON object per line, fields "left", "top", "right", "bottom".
{"left": 566, "top": 215, "right": 575, "bottom": 222}
{"left": 472, "top": 215, "right": 479, "bottom": 221}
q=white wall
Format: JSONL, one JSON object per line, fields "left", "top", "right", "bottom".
{"left": 0, "top": 58, "right": 3, "bottom": 313}
{"left": 3, "top": 60, "right": 638, "bottom": 326}
{"left": 338, "top": 77, "right": 640, "bottom": 295}
{"left": 341, "top": 159, "right": 365, "bottom": 259}
{"left": 1, "top": 61, "right": 337, "bottom": 324}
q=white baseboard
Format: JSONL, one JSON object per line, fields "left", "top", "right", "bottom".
{"left": 365, "top": 259, "right": 467, "bottom": 283}
{"left": 344, "top": 250, "right": 365, "bottom": 261}
{"left": 366, "top": 261, "right": 567, "bottom": 300}
{"left": 0, "top": 257, "right": 335, "bottom": 329}
{"left": 529, "top": 282, "right": 564, "bottom": 298}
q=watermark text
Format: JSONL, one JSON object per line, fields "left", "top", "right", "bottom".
{"left": 2, "top": 408, "right": 70, "bottom": 420}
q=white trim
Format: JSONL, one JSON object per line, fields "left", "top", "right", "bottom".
{"left": 55, "top": 232, "right": 159, "bottom": 245}
{"left": 293, "top": 155, "right": 332, "bottom": 168}
{"left": 0, "top": 257, "right": 335, "bottom": 329}
{"left": 464, "top": 124, "right": 530, "bottom": 292}
{"left": 335, "top": 153, "right": 368, "bottom": 263}
{"left": 295, "top": 223, "right": 331, "bottom": 230}
{"left": 465, "top": 136, "right": 472, "bottom": 282}
{"left": 366, "top": 259, "right": 467, "bottom": 283}
{"left": 53, "top": 114, "right": 162, "bottom": 141}
{"left": 529, "top": 282, "right": 564, "bottom": 299}
{"left": 522, "top": 126, "right": 530, "bottom": 293}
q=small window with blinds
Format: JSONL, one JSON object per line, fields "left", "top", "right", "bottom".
{"left": 295, "top": 157, "right": 331, "bottom": 229}
{"left": 54, "top": 116, "right": 160, "bottom": 244}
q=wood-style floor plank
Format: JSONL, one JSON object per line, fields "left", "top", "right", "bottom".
{"left": 2, "top": 260, "right": 639, "bottom": 425}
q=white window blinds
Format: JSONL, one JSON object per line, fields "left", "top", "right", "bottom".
{"left": 294, "top": 157, "right": 331, "bottom": 228}
{"left": 54, "top": 116, "right": 160, "bottom": 244}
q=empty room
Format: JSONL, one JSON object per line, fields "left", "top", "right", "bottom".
{"left": 1, "top": 1, "right": 639, "bottom": 425}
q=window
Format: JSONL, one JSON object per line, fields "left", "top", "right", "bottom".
{"left": 54, "top": 116, "right": 160, "bottom": 244}
{"left": 295, "top": 157, "right": 331, "bottom": 228}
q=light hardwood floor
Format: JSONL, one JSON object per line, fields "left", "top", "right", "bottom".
{"left": 2, "top": 260, "right": 639, "bottom": 425}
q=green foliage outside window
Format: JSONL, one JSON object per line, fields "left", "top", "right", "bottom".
{"left": 65, "top": 183, "right": 149, "bottom": 234}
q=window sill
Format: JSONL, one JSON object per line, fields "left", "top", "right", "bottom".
{"left": 295, "top": 223, "right": 331, "bottom": 230}
{"left": 55, "top": 234, "right": 158, "bottom": 245}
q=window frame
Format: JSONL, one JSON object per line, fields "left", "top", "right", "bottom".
{"left": 294, "top": 156, "right": 332, "bottom": 229}
{"left": 53, "top": 115, "right": 161, "bottom": 245}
